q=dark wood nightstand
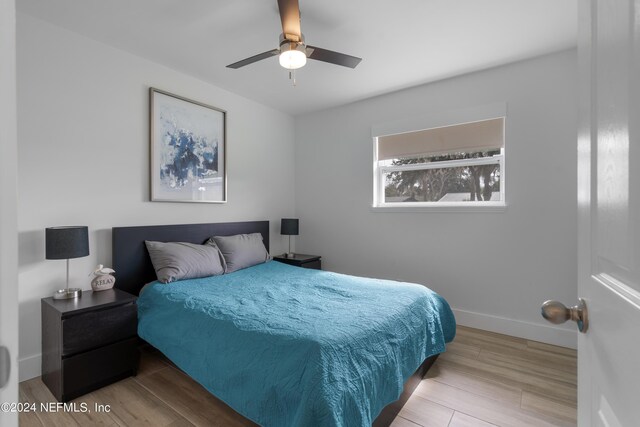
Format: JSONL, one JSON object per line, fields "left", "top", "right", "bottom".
{"left": 273, "top": 254, "right": 322, "bottom": 270}
{"left": 41, "top": 288, "right": 139, "bottom": 402}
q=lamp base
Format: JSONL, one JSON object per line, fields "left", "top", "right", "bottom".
{"left": 285, "top": 252, "right": 295, "bottom": 258}
{"left": 53, "top": 288, "right": 82, "bottom": 300}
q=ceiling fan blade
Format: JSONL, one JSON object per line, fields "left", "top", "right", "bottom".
{"left": 277, "top": 0, "right": 302, "bottom": 41}
{"left": 306, "top": 46, "right": 362, "bottom": 69}
{"left": 226, "top": 49, "right": 280, "bottom": 69}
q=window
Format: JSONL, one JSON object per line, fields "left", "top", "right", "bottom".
{"left": 373, "top": 116, "right": 505, "bottom": 209}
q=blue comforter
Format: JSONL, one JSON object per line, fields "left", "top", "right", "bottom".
{"left": 137, "top": 261, "right": 455, "bottom": 427}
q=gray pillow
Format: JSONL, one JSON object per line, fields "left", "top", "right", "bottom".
{"left": 145, "top": 241, "right": 226, "bottom": 283}
{"left": 206, "top": 233, "right": 269, "bottom": 273}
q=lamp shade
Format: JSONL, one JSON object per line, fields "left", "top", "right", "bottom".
{"left": 280, "top": 218, "right": 299, "bottom": 236}
{"left": 45, "top": 226, "right": 89, "bottom": 260}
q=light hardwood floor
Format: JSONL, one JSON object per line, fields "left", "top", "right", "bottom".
{"left": 19, "top": 326, "right": 577, "bottom": 427}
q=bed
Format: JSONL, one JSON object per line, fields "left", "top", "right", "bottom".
{"left": 112, "top": 221, "right": 455, "bottom": 427}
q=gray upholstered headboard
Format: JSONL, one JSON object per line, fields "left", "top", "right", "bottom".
{"left": 112, "top": 221, "right": 270, "bottom": 295}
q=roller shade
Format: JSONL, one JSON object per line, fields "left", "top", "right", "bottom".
{"left": 377, "top": 117, "right": 504, "bottom": 161}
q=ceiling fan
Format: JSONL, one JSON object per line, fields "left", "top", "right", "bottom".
{"left": 226, "top": 0, "right": 362, "bottom": 71}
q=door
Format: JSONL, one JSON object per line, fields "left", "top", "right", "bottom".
{"left": 0, "top": 0, "right": 19, "bottom": 426}
{"left": 578, "top": 0, "right": 640, "bottom": 425}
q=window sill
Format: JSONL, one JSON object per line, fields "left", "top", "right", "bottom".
{"left": 370, "top": 203, "right": 508, "bottom": 213}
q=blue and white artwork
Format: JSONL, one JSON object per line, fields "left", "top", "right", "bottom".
{"left": 151, "top": 89, "right": 226, "bottom": 202}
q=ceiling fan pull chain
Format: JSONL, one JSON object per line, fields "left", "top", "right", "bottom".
{"left": 288, "top": 69, "right": 297, "bottom": 87}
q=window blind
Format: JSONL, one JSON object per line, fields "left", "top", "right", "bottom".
{"left": 377, "top": 117, "right": 504, "bottom": 161}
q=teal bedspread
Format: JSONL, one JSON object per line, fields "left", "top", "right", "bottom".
{"left": 137, "top": 261, "right": 455, "bottom": 427}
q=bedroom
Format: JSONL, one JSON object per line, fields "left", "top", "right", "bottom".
{"left": 0, "top": 0, "right": 638, "bottom": 426}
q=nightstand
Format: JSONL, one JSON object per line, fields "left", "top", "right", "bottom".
{"left": 273, "top": 254, "right": 322, "bottom": 270}
{"left": 41, "top": 288, "right": 139, "bottom": 402}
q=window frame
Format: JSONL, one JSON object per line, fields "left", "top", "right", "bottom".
{"left": 371, "top": 104, "right": 508, "bottom": 212}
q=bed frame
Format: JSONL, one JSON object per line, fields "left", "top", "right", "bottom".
{"left": 112, "top": 220, "right": 437, "bottom": 427}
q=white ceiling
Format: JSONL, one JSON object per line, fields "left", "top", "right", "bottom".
{"left": 18, "top": 0, "right": 577, "bottom": 115}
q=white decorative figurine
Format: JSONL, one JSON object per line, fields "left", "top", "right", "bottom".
{"left": 90, "top": 264, "right": 116, "bottom": 291}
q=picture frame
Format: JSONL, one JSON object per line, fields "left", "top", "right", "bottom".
{"left": 150, "top": 88, "right": 227, "bottom": 203}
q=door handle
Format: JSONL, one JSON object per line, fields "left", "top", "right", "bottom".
{"left": 541, "top": 298, "right": 589, "bottom": 333}
{"left": 0, "top": 346, "right": 9, "bottom": 389}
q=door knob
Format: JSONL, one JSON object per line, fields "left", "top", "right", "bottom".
{"left": 541, "top": 298, "right": 588, "bottom": 333}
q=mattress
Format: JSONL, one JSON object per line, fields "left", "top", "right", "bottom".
{"left": 137, "top": 260, "right": 456, "bottom": 427}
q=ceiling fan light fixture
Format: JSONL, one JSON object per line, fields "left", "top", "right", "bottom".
{"left": 226, "top": 3, "right": 362, "bottom": 71}
{"left": 279, "top": 39, "right": 307, "bottom": 70}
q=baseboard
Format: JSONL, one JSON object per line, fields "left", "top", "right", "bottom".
{"left": 453, "top": 308, "right": 577, "bottom": 349}
{"left": 19, "top": 354, "right": 41, "bottom": 382}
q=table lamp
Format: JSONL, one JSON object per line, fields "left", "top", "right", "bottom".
{"left": 280, "top": 218, "right": 299, "bottom": 258}
{"left": 46, "top": 226, "right": 89, "bottom": 299}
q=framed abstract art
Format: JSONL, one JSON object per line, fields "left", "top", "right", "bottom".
{"left": 150, "top": 88, "right": 226, "bottom": 203}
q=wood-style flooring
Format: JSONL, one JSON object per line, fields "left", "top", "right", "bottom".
{"left": 19, "top": 326, "right": 577, "bottom": 427}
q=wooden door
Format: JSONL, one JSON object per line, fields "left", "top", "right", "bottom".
{"left": 0, "top": 0, "right": 19, "bottom": 426}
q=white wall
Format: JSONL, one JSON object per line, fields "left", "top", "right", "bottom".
{"left": 0, "top": 0, "right": 20, "bottom": 424}
{"left": 17, "top": 14, "right": 296, "bottom": 380}
{"left": 294, "top": 50, "right": 578, "bottom": 348}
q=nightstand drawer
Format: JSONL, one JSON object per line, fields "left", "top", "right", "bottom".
{"left": 61, "top": 337, "right": 138, "bottom": 401}
{"left": 62, "top": 303, "right": 137, "bottom": 356}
